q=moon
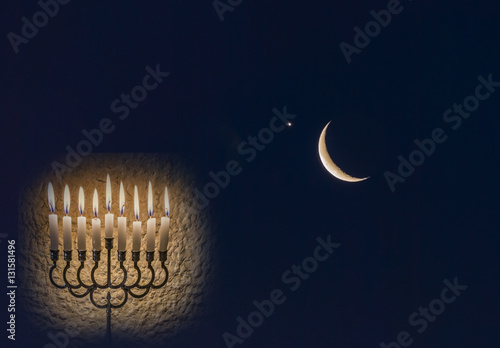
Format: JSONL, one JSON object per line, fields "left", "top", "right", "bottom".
{"left": 318, "top": 121, "right": 369, "bottom": 182}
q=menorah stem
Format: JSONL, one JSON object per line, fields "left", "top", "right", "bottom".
{"left": 106, "top": 292, "right": 112, "bottom": 346}
{"left": 106, "top": 238, "right": 113, "bottom": 287}
{"left": 105, "top": 238, "right": 113, "bottom": 345}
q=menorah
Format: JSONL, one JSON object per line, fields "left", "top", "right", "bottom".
{"left": 47, "top": 176, "right": 172, "bottom": 344}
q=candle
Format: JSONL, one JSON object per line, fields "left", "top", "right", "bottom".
{"left": 132, "top": 185, "right": 141, "bottom": 252}
{"left": 48, "top": 182, "right": 59, "bottom": 250}
{"left": 105, "top": 174, "right": 114, "bottom": 239}
{"left": 146, "top": 181, "right": 156, "bottom": 252}
{"left": 77, "top": 187, "right": 86, "bottom": 250}
{"left": 92, "top": 189, "right": 101, "bottom": 251}
{"left": 62, "top": 184, "right": 72, "bottom": 251}
{"left": 159, "top": 186, "right": 170, "bottom": 251}
{"left": 117, "top": 182, "right": 127, "bottom": 251}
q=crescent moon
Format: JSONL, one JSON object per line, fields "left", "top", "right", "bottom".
{"left": 318, "top": 121, "right": 369, "bottom": 182}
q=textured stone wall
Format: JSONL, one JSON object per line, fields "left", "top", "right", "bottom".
{"left": 18, "top": 154, "right": 216, "bottom": 347}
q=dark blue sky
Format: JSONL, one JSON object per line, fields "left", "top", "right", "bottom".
{"left": 3, "top": 0, "right": 500, "bottom": 347}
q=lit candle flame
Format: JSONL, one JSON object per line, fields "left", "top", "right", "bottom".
{"left": 64, "top": 184, "right": 70, "bottom": 216}
{"left": 164, "top": 186, "right": 170, "bottom": 217}
{"left": 119, "top": 181, "right": 125, "bottom": 216}
{"left": 106, "top": 174, "right": 112, "bottom": 212}
{"left": 134, "top": 185, "right": 139, "bottom": 220}
{"left": 48, "top": 182, "right": 55, "bottom": 213}
{"left": 148, "top": 181, "right": 153, "bottom": 218}
{"left": 93, "top": 189, "right": 99, "bottom": 218}
{"left": 79, "top": 187, "right": 84, "bottom": 215}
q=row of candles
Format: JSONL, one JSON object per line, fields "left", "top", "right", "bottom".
{"left": 48, "top": 175, "right": 171, "bottom": 252}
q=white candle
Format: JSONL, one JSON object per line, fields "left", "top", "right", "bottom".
{"left": 147, "top": 218, "right": 155, "bottom": 251}
{"left": 159, "top": 186, "right": 170, "bottom": 251}
{"left": 132, "top": 221, "right": 141, "bottom": 252}
{"left": 117, "top": 182, "right": 126, "bottom": 251}
{"left": 77, "top": 187, "right": 86, "bottom": 250}
{"left": 105, "top": 174, "right": 114, "bottom": 239}
{"left": 92, "top": 218, "right": 101, "bottom": 251}
{"left": 92, "top": 189, "right": 101, "bottom": 251}
{"left": 62, "top": 184, "right": 72, "bottom": 251}
{"left": 48, "top": 182, "right": 59, "bottom": 250}
{"left": 132, "top": 185, "right": 141, "bottom": 252}
{"left": 49, "top": 214, "right": 59, "bottom": 250}
{"left": 146, "top": 181, "right": 155, "bottom": 252}
{"left": 77, "top": 217, "right": 86, "bottom": 250}
{"left": 159, "top": 217, "right": 170, "bottom": 251}
{"left": 105, "top": 213, "right": 114, "bottom": 239}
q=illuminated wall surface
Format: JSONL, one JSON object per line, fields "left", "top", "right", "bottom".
{"left": 18, "top": 153, "right": 216, "bottom": 347}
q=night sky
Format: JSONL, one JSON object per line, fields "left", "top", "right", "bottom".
{"left": 3, "top": 0, "right": 500, "bottom": 347}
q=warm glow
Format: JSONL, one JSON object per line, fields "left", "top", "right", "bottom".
{"left": 164, "top": 186, "right": 170, "bottom": 217}
{"left": 26, "top": 154, "right": 214, "bottom": 342}
{"left": 48, "top": 182, "right": 55, "bottom": 213}
{"left": 119, "top": 181, "right": 125, "bottom": 216}
{"left": 79, "top": 187, "right": 84, "bottom": 215}
{"left": 106, "top": 174, "right": 112, "bottom": 212}
{"left": 64, "top": 184, "right": 70, "bottom": 215}
{"left": 93, "top": 189, "right": 99, "bottom": 218}
{"left": 134, "top": 185, "right": 139, "bottom": 220}
{"left": 148, "top": 181, "right": 153, "bottom": 217}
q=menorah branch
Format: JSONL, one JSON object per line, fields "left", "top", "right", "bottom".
{"left": 48, "top": 237, "right": 169, "bottom": 344}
